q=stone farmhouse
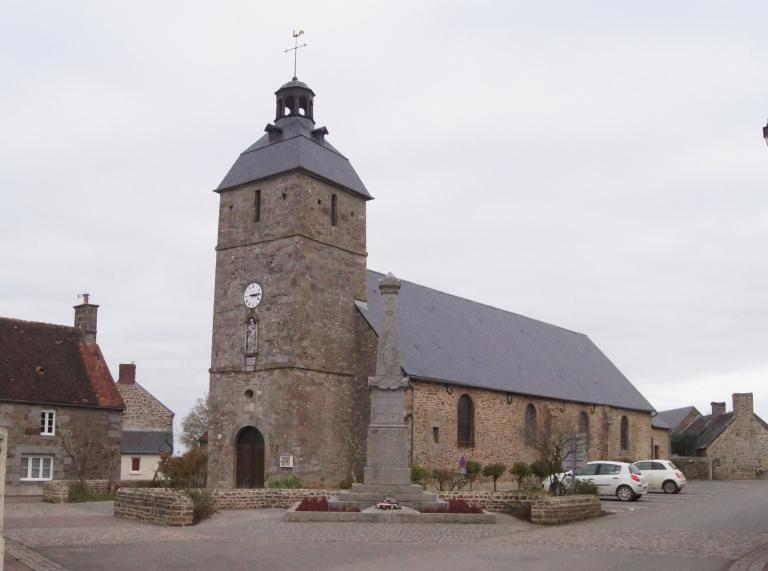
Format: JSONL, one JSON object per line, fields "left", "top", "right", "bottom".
{"left": 659, "top": 394, "right": 768, "bottom": 480}
{"left": 115, "top": 363, "right": 174, "bottom": 480}
{"left": 206, "top": 77, "right": 659, "bottom": 489}
{"left": 0, "top": 297, "right": 124, "bottom": 495}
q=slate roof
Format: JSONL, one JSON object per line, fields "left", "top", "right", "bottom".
{"left": 655, "top": 406, "right": 700, "bottom": 432}
{"left": 681, "top": 411, "right": 768, "bottom": 450}
{"left": 682, "top": 413, "right": 735, "bottom": 450}
{"left": 356, "top": 271, "right": 654, "bottom": 412}
{"left": 651, "top": 416, "right": 672, "bottom": 430}
{"left": 0, "top": 317, "right": 124, "bottom": 410}
{"left": 122, "top": 430, "right": 174, "bottom": 455}
{"left": 216, "top": 116, "right": 371, "bottom": 199}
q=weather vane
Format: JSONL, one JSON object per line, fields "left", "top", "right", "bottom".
{"left": 284, "top": 30, "right": 307, "bottom": 81}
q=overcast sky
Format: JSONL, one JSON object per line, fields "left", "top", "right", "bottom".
{"left": 2, "top": 1, "right": 766, "bottom": 439}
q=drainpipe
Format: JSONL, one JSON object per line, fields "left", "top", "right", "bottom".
{"left": 409, "top": 380, "right": 416, "bottom": 466}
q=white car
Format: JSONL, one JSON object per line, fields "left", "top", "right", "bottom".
{"left": 542, "top": 461, "right": 648, "bottom": 502}
{"left": 633, "top": 460, "right": 687, "bottom": 494}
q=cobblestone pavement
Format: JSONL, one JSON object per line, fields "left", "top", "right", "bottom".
{"left": 4, "top": 480, "right": 768, "bottom": 571}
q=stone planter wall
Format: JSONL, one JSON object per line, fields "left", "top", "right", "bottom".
{"left": 212, "top": 488, "right": 341, "bottom": 510}
{"left": 531, "top": 494, "right": 602, "bottom": 525}
{"left": 438, "top": 491, "right": 538, "bottom": 513}
{"left": 113, "top": 488, "right": 193, "bottom": 526}
{"left": 43, "top": 479, "right": 112, "bottom": 503}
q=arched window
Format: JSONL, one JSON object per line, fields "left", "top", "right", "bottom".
{"left": 457, "top": 394, "right": 474, "bottom": 445}
{"left": 579, "top": 411, "right": 589, "bottom": 442}
{"left": 524, "top": 403, "right": 537, "bottom": 444}
{"left": 620, "top": 416, "right": 629, "bottom": 450}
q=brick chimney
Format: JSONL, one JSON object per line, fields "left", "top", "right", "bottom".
{"left": 711, "top": 402, "right": 726, "bottom": 415}
{"left": 118, "top": 363, "right": 136, "bottom": 385}
{"left": 732, "top": 393, "right": 753, "bottom": 418}
{"left": 73, "top": 293, "right": 98, "bottom": 345}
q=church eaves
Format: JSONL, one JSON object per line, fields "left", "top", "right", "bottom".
{"left": 357, "top": 271, "right": 655, "bottom": 413}
{"left": 216, "top": 79, "right": 371, "bottom": 199}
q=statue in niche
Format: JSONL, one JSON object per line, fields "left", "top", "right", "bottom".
{"left": 245, "top": 318, "right": 257, "bottom": 354}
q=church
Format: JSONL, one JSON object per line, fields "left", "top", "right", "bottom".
{"left": 206, "top": 76, "right": 657, "bottom": 489}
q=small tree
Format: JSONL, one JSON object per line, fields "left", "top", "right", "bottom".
{"left": 180, "top": 394, "right": 209, "bottom": 450}
{"left": 431, "top": 467, "right": 454, "bottom": 491}
{"left": 61, "top": 429, "right": 98, "bottom": 497}
{"left": 672, "top": 433, "right": 697, "bottom": 456}
{"left": 534, "top": 428, "right": 581, "bottom": 496}
{"left": 482, "top": 463, "right": 506, "bottom": 492}
{"left": 158, "top": 447, "right": 208, "bottom": 489}
{"left": 465, "top": 460, "right": 482, "bottom": 491}
{"left": 510, "top": 461, "right": 531, "bottom": 490}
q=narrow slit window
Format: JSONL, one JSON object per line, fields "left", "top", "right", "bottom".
{"left": 254, "top": 190, "right": 261, "bottom": 223}
{"left": 432, "top": 427, "right": 440, "bottom": 443}
{"left": 331, "top": 194, "right": 338, "bottom": 226}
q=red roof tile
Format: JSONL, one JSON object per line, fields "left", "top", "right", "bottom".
{"left": 0, "top": 317, "right": 124, "bottom": 410}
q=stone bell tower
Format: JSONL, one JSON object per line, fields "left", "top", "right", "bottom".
{"left": 207, "top": 76, "right": 373, "bottom": 488}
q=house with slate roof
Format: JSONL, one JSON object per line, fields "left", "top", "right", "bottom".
{"left": 0, "top": 297, "right": 124, "bottom": 495}
{"left": 115, "top": 363, "right": 174, "bottom": 480}
{"left": 661, "top": 395, "right": 768, "bottom": 480}
{"left": 206, "top": 76, "right": 660, "bottom": 489}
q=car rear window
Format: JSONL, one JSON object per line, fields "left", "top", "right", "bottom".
{"left": 598, "top": 463, "right": 621, "bottom": 475}
{"left": 668, "top": 462, "right": 678, "bottom": 470}
{"left": 628, "top": 464, "right": 641, "bottom": 475}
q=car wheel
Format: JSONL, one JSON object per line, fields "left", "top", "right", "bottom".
{"left": 631, "top": 494, "right": 642, "bottom": 501}
{"left": 616, "top": 485, "right": 635, "bottom": 502}
{"left": 662, "top": 480, "right": 678, "bottom": 494}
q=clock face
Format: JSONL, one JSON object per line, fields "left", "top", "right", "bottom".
{"left": 243, "top": 282, "right": 263, "bottom": 308}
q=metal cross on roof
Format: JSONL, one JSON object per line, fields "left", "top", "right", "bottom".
{"left": 284, "top": 30, "right": 307, "bottom": 81}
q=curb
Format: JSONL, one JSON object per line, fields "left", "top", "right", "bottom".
{"left": 5, "top": 538, "right": 67, "bottom": 571}
{"left": 730, "top": 541, "right": 768, "bottom": 571}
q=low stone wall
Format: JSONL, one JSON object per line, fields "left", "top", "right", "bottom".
{"left": 673, "top": 457, "right": 712, "bottom": 480}
{"left": 113, "top": 488, "right": 193, "bottom": 526}
{"left": 531, "top": 494, "right": 602, "bottom": 525}
{"left": 43, "top": 479, "right": 112, "bottom": 503}
{"left": 438, "top": 491, "right": 539, "bottom": 513}
{"left": 212, "top": 488, "right": 341, "bottom": 510}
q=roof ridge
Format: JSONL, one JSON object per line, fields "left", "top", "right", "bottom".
{"left": 0, "top": 316, "right": 78, "bottom": 332}
{"left": 367, "top": 270, "right": 588, "bottom": 338}
{"left": 239, "top": 132, "right": 349, "bottom": 161}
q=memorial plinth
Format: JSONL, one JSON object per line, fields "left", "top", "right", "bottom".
{"left": 330, "top": 274, "right": 446, "bottom": 511}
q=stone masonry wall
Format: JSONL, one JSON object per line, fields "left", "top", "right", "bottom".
{"left": 113, "top": 488, "right": 193, "bottom": 526}
{"left": 672, "top": 457, "right": 712, "bottom": 480}
{"left": 212, "top": 488, "right": 341, "bottom": 510}
{"left": 43, "top": 479, "right": 111, "bottom": 503}
{"left": 117, "top": 383, "right": 173, "bottom": 431}
{"left": 652, "top": 427, "right": 670, "bottom": 459}
{"left": 531, "top": 494, "right": 602, "bottom": 525}
{"left": 707, "top": 414, "right": 768, "bottom": 480}
{"left": 409, "top": 380, "right": 652, "bottom": 487}
{"left": 0, "top": 403, "right": 122, "bottom": 495}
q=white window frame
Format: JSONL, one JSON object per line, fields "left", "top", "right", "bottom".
{"left": 40, "top": 410, "right": 56, "bottom": 435}
{"left": 20, "top": 455, "right": 54, "bottom": 481}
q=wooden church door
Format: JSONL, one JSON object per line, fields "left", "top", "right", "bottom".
{"left": 236, "top": 427, "right": 265, "bottom": 488}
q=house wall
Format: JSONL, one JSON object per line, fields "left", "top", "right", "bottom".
{"left": 652, "top": 428, "right": 671, "bottom": 459}
{"left": 0, "top": 402, "right": 122, "bottom": 495}
{"left": 117, "top": 383, "right": 173, "bottom": 432}
{"left": 408, "top": 380, "right": 652, "bottom": 483}
{"left": 707, "top": 414, "right": 768, "bottom": 480}
{"left": 120, "top": 453, "right": 162, "bottom": 480}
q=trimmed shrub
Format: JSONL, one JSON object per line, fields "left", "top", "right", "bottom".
{"left": 338, "top": 477, "right": 353, "bottom": 490}
{"left": 482, "top": 463, "right": 507, "bottom": 492}
{"left": 573, "top": 479, "right": 598, "bottom": 495}
{"left": 510, "top": 462, "right": 531, "bottom": 490}
{"left": 157, "top": 447, "right": 207, "bottom": 489}
{"left": 431, "top": 467, "right": 455, "bottom": 491}
{"left": 411, "top": 464, "right": 430, "bottom": 486}
{"left": 266, "top": 474, "right": 303, "bottom": 489}
{"left": 188, "top": 489, "right": 216, "bottom": 524}
{"left": 465, "top": 460, "right": 482, "bottom": 490}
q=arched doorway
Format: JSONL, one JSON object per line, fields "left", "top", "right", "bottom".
{"left": 236, "top": 426, "right": 265, "bottom": 488}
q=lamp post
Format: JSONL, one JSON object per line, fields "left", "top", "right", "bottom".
{"left": 764, "top": 120, "right": 768, "bottom": 147}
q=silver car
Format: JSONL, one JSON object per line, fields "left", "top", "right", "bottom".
{"left": 633, "top": 460, "right": 687, "bottom": 494}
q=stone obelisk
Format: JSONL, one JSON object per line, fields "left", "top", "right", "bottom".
{"left": 331, "top": 273, "right": 444, "bottom": 510}
{"left": 363, "top": 273, "right": 411, "bottom": 485}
